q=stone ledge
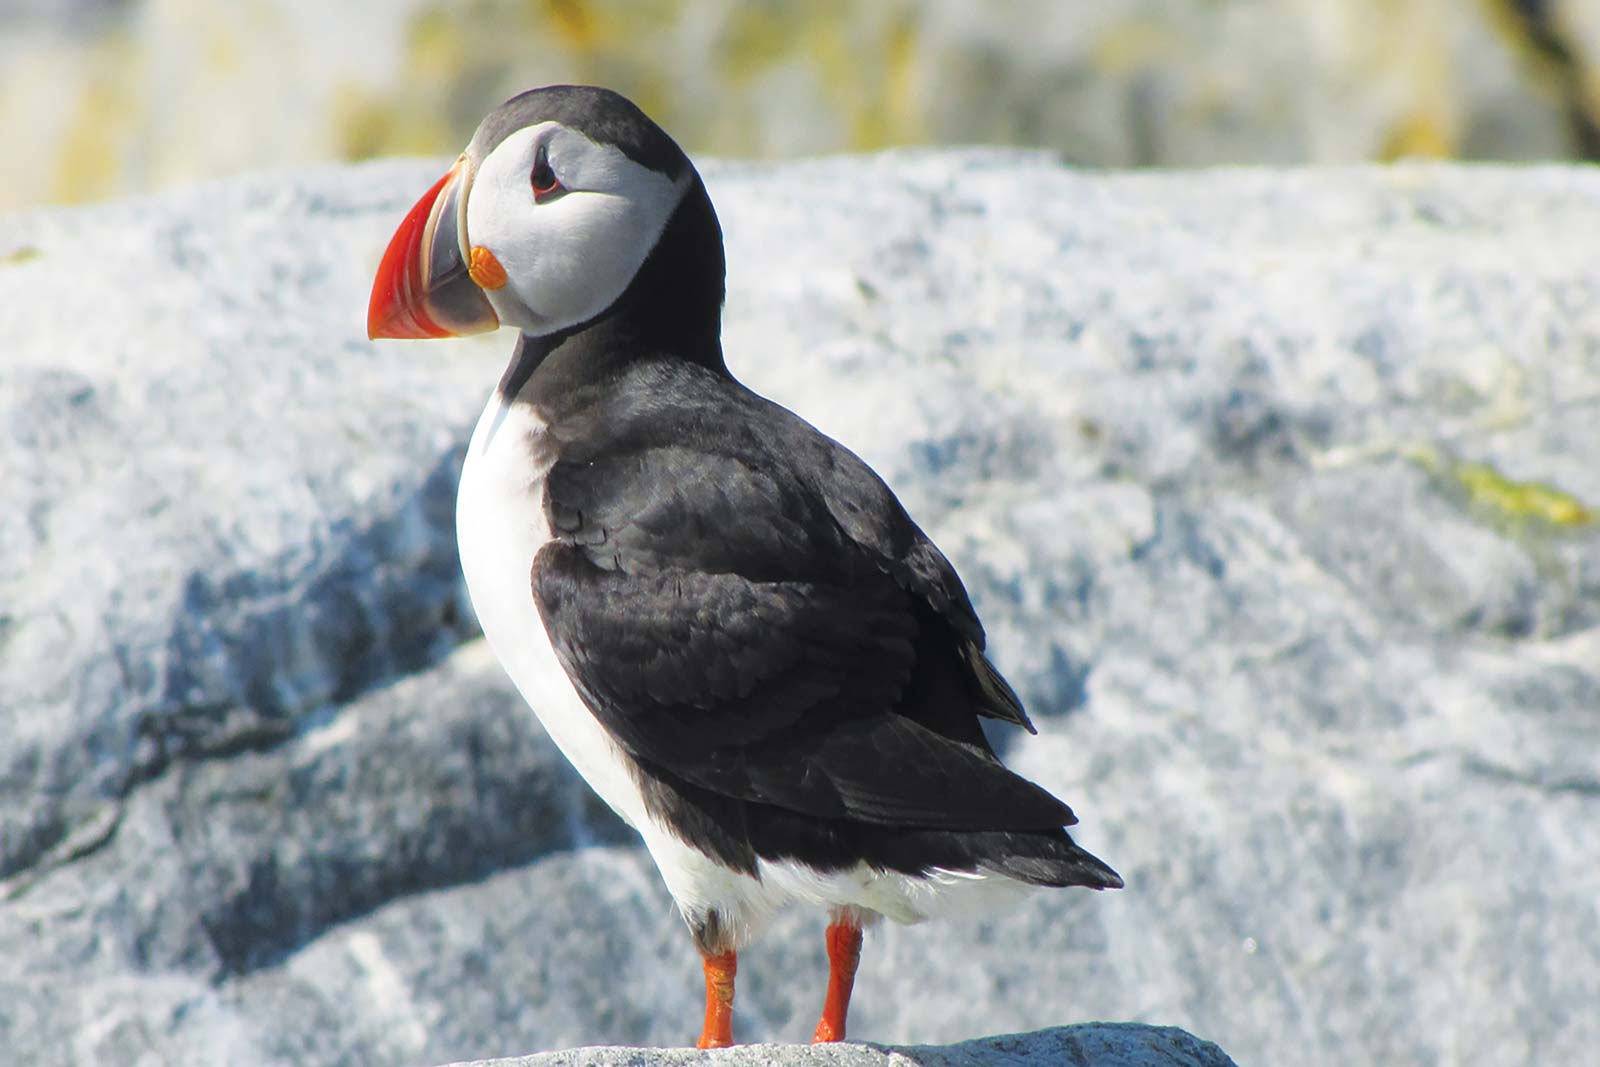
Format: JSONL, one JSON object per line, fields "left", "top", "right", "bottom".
{"left": 443, "top": 1025, "right": 1236, "bottom": 1067}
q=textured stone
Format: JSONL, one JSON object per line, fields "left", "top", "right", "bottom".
{"left": 446, "top": 1025, "right": 1237, "bottom": 1067}
{"left": 0, "top": 162, "right": 506, "bottom": 894}
{"left": 4, "top": 152, "right": 1599, "bottom": 1067}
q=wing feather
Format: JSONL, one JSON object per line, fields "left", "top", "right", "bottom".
{"left": 529, "top": 373, "right": 1069, "bottom": 830}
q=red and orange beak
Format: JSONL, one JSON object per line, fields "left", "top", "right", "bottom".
{"left": 367, "top": 157, "right": 501, "bottom": 339}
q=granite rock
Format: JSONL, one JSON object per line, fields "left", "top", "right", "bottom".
{"left": 0, "top": 163, "right": 505, "bottom": 894}
{"left": 3, "top": 152, "right": 1599, "bottom": 1067}
{"left": 443, "top": 1025, "right": 1238, "bottom": 1067}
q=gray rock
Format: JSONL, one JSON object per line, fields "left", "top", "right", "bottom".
{"left": 4, "top": 152, "right": 1599, "bottom": 1067}
{"left": 0, "top": 162, "right": 507, "bottom": 893}
{"left": 445, "top": 1024, "right": 1237, "bottom": 1067}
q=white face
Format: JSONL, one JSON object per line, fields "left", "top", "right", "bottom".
{"left": 466, "top": 122, "right": 688, "bottom": 335}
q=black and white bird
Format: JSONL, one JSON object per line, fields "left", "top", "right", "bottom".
{"left": 368, "top": 85, "right": 1120, "bottom": 1049}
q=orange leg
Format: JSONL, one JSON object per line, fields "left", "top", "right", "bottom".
{"left": 697, "top": 950, "right": 737, "bottom": 1049}
{"left": 812, "top": 919, "right": 864, "bottom": 1043}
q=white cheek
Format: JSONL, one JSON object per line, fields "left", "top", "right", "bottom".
{"left": 500, "top": 195, "right": 634, "bottom": 327}
{"left": 467, "top": 129, "right": 686, "bottom": 336}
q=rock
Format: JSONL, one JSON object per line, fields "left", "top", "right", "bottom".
{"left": 3, "top": 152, "right": 1599, "bottom": 1067}
{"left": 443, "top": 1024, "right": 1238, "bottom": 1067}
{"left": 6, "top": 2, "right": 1600, "bottom": 209}
{"left": 0, "top": 161, "right": 507, "bottom": 895}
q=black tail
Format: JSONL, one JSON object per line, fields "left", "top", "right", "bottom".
{"left": 974, "top": 827, "right": 1123, "bottom": 890}
{"left": 858, "top": 824, "right": 1122, "bottom": 890}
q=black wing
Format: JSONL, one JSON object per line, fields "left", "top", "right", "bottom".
{"left": 532, "top": 373, "right": 1066, "bottom": 832}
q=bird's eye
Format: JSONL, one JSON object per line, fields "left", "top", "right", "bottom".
{"left": 532, "top": 144, "right": 564, "bottom": 202}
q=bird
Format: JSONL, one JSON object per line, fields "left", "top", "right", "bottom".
{"left": 367, "top": 84, "right": 1120, "bottom": 1049}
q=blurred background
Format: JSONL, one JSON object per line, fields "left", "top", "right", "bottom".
{"left": 6, "top": 0, "right": 1600, "bottom": 212}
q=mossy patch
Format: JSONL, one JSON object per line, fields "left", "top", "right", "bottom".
{"left": 0, "top": 246, "right": 42, "bottom": 266}
{"left": 1411, "top": 447, "right": 1593, "bottom": 530}
{"left": 1454, "top": 460, "right": 1592, "bottom": 527}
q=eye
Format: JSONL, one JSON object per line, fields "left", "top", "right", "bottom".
{"left": 531, "top": 143, "right": 564, "bottom": 203}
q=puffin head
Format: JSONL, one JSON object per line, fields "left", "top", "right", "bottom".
{"left": 368, "top": 85, "right": 710, "bottom": 342}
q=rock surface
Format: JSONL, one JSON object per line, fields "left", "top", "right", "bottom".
{"left": 446, "top": 1025, "right": 1237, "bottom": 1067}
{"left": 4, "top": 152, "right": 1599, "bottom": 1067}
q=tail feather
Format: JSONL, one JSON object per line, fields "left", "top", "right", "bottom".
{"left": 977, "top": 829, "right": 1123, "bottom": 890}
{"left": 961, "top": 642, "right": 1037, "bottom": 734}
{"left": 863, "top": 824, "right": 1122, "bottom": 890}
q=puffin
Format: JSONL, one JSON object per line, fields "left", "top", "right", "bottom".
{"left": 367, "top": 85, "right": 1120, "bottom": 1049}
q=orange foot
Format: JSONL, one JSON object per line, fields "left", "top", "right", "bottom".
{"left": 811, "top": 920, "right": 863, "bottom": 1043}
{"left": 697, "top": 949, "right": 737, "bottom": 1048}
{"left": 812, "top": 1016, "right": 845, "bottom": 1044}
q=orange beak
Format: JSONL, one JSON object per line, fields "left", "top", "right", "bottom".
{"left": 367, "top": 158, "right": 501, "bottom": 339}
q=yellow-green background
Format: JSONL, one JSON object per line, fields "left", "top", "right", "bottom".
{"left": 6, "top": 0, "right": 1600, "bottom": 210}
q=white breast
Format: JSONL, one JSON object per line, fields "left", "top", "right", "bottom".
{"left": 455, "top": 393, "right": 649, "bottom": 829}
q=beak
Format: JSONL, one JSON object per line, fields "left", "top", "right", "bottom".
{"left": 367, "top": 157, "right": 500, "bottom": 339}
